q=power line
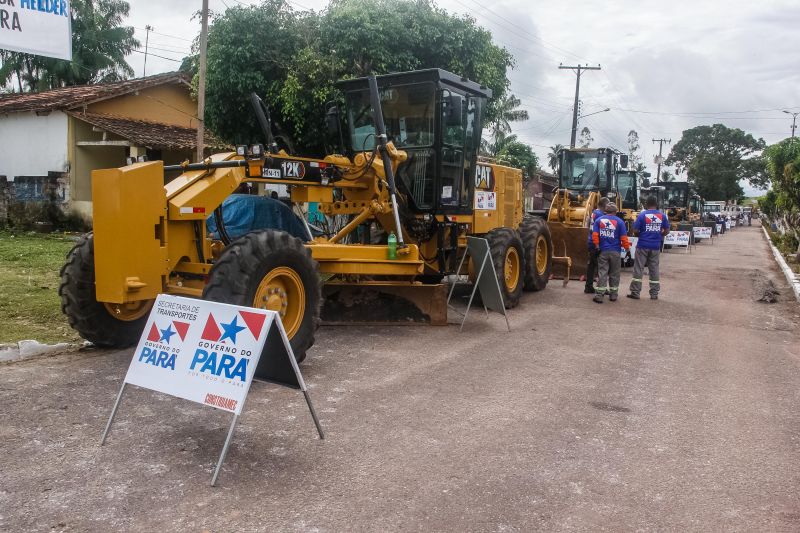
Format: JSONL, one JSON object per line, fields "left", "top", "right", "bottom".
{"left": 134, "top": 26, "right": 194, "bottom": 42}
{"left": 131, "top": 49, "right": 183, "bottom": 63}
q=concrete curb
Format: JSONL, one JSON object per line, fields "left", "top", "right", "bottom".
{"left": 0, "top": 340, "right": 76, "bottom": 363}
{"left": 762, "top": 226, "right": 800, "bottom": 303}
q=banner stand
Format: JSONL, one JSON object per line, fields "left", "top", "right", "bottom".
{"left": 99, "top": 297, "right": 323, "bottom": 487}
{"left": 446, "top": 237, "right": 510, "bottom": 332}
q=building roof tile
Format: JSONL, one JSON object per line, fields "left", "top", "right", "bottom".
{"left": 0, "top": 72, "right": 189, "bottom": 114}
{"left": 68, "top": 112, "right": 229, "bottom": 152}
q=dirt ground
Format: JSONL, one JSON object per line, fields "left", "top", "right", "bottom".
{"left": 1, "top": 225, "right": 799, "bottom": 532}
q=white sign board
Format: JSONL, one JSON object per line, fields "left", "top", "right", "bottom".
{"left": 621, "top": 236, "right": 638, "bottom": 261}
{"left": 729, "top": 218, "right": 736, "bottom": 228}
{"left": 664, "top": 231, "right": 691, "bottom": 247}
{"left": 725, "top": 220, "right": 732, "bottom": 230}
{"left": 693, "top": 226, "right": 712, "bottom": 239}
{"left": 124, "top": 294, "right": 271, "bottom": 415}
{"left": 716, "top": 223, "right": 723, "bottom": 234}
{"left": 475, "top": 191, "right": 497, "bottom": 210}
{"left": 0, "top": 1, "right": 72, "bottom": 61}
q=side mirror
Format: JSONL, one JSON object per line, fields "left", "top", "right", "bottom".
{"left": 619, "top": 154, "right": 629, "bottom": 168}
{"left": 325, "top": 105, "right": 341, "bottom": 137}
{"left": 443, "top": 93, "right": 463, "bottom": 127}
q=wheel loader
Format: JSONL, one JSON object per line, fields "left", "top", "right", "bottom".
{"left": 543, "top": 147, "right": 626, "bottom": 279}
{"left": 59, "top": 68, "right": 553, "bottom": 361}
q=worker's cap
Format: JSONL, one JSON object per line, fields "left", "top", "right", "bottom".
{"left": 604, "top": 203, "right": 618, "bottom": 213}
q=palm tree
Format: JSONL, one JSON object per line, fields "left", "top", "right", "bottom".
{"left": 548, "top": 144, "right": 563, "bottom": 171}
{"left": 489, "top": 94, "right": 529, "bottom": 138}
{"left": 482, "top": 131, "right": 518, "bottom": 157}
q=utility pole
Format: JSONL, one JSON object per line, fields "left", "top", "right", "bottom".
{"left": 559, "top": 63, "right": 601, "bottom": 148}
{"left": 143, "top": 25, "right": 153, "bottom": 77}
{"left": 784, "top": 110, "right": 799, "bottom": 140}
{"left": 196, "top": 0, "right": 209, "bottom": 163}
{"left": 653, "top": 138, "right": 671, "bottom": 182}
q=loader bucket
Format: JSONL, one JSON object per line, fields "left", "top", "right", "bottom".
{"left": 547, "top": 223, "right": 589, "bottom": 280}
{"left": 321, "top": 282, "right": 448, "bottom": 326}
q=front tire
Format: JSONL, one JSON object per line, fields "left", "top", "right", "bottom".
{"left": 519, "top": 215, "right": 552, "bottom": 291}
{"left": 486, "top": 228, "right": 524, "bottom": 308}
{"left": 202, "top": 230, "right": 321, "bottom": 362}
{"left": 59, "top": 234, "right": 152, "bottom": 347}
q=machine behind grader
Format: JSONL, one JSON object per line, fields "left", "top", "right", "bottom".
{"left": 543, "top": 147, "right": 628, "bottom": 279}
{"left": 59, "top": 69, "right": 554, "bottom": 361}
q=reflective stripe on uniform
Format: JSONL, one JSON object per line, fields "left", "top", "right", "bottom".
{"left": 631, "top": 278, "right": 642, "bottom": 282}
{"left": 609, "top": 287, "right": 619, "bottom": 292}
{"left": 649, "top": 280, "right": 660, "bottom": 284}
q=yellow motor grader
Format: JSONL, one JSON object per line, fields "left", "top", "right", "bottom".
{"left": 59, "top": 69, "right": 553, "bottom": 361}
{"left": 543, "top": 147, "right": 626, "bottom": 279}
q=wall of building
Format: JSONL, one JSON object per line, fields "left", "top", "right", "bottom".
{"left": 86, "top": 83, "right": 197, "bottom": 128}
{"left": 68, "top": 117, "right": 128, "bottom": 203}
{"left": 0, "top": 111, "right": 69, "bottom": 180}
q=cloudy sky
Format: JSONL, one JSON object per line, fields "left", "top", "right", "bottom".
{"left": 124, "top": 0, "right": 800, "bottom": 194}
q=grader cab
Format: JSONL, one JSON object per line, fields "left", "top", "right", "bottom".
{"left": 60, "top": 68, "right": 553, "bottom": 361}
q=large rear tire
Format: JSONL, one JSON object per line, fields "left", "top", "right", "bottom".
{"left": 520, "top": 215, "right": 552, "bottom": 291}
{"left": 59, "top": 233, "right": 152, "bottom": 347}
{"left": 202, "top": 230, "right": 321, "bottom": 362}
{"left": 486, "top": 228, "right": 524, "bottom": 308}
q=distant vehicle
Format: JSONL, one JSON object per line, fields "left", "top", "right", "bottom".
{"left": 704, "top": 201, "right": 724, "bottom": 216}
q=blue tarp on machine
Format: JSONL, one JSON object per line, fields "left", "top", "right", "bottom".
{"left": 206, "top": 194, "right": 309, "bottom": 242}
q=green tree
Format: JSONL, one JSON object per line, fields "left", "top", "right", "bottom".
{"left": 548, "top": 143, "right": 563, "bottom": 171}
{"left": 201, "top": 0, "right": 514, "bottom": 153}
{"left": 482, "top": 131, "right": 516, "bottom": 157}
{"left": 627, "top": 129, "right": 641, "bottom": 169}
{"left": 665, "top": 124, "right": 766, "bottom": 201}
{"left": 578, "top": 126, "right": 593, "bottom": 148}
{"left": 489, "top": 93, "right": 528, "bottom": 138}
{"left": 0, "top": 0, "right": 138, "bottom": 91}
{"left": 763, "top": 138, "right": 800, "bottom": 258}
{"left": 496, "top": 140, "right": 538, "bottom": 182}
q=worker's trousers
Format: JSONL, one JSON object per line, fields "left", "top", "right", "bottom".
{"left": 629, "top": 247, "right": 661, "bottom": 297}
{"left": 585, "top": 247, "right": 600, "bottom": 290}
{"left": 595, "top": 250, "right": 621, "bottom": 296}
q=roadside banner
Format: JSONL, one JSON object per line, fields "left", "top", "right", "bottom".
{"left": 100, "top": 294, "right": 324, "bottom": 486}
{"left": 621, "top": 236, "right": 638, "bottom": 266}
{"left": 663, "top": 230, "right": 691, "bottom": 253}
{"left": 693, "top": 226, "right": 712, "bottom": 241}
{"left": 0, "top": 1, "right": 72, "bottom": 60}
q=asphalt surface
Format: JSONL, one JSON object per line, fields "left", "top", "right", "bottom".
{"left": 1, "top": 225, "right": 799, "bottom": 532}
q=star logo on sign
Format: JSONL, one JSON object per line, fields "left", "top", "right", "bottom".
{"left": 219, "top": 316, "right": 246, "bottom": 343}
{"left": 159, "top": 325, "right": 176, "bottom": 344}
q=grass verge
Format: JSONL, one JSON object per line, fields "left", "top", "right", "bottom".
{"left": 0, "top": 232, "right": 81, "bottom": 345}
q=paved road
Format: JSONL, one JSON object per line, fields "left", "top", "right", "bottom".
{"left": 2, "top": 225, "right": 799, "bottom": 532}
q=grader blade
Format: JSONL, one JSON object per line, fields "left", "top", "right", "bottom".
{"left": 321, "top": 282, "right": 448, "bottom": 326}
{"left": 547, "top": 223, "right": 589, "bottom": 280}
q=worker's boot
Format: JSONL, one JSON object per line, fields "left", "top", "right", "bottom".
{"left": 584, "top": 285, "right": 595, "bottom": 294}
{"left": 609, "top": 294, "right": 618, "bottom": 302}
{"left": 627, "top": 293, "right": 640, "bottom": 300}
{"left": 593, "top": 293, "right": 604, "bottom": 304}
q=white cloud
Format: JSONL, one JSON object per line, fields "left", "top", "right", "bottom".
{"left": 125, "top": 0, "right": 800, "bottom": 179}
